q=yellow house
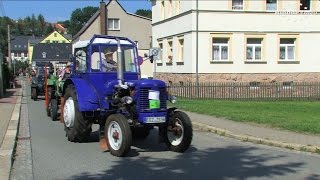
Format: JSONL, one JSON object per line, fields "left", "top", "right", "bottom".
{"left": 28, "top": 30, "right": 72, "bottom": 64}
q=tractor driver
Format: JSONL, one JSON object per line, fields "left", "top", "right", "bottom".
{"left": 102, "top": 48, "right": 117, "bottom": 72}
{"left": 59, "top": 62, "right": 72, "bottom": 81}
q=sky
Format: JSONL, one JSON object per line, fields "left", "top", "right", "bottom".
{"left": 1, "top": 0, "right": 151, "bottom": 22}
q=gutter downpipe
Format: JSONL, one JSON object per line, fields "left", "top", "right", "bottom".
{"left": 196, "top": 0, "right": 199, "bottom": 98}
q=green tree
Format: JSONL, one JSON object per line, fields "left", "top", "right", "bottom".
{"left": 68, "top": 6, "right": 99, "bottom": 35}
{"left": 135, "top": 9, "right": 152, "bottom": 19}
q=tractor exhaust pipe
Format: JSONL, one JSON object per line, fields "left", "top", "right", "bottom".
{"left": 116, "top": 39, "right": 124, "bottom": 86}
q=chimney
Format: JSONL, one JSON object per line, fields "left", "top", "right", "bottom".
{"left": 100, "top": 0, "right": 107, "bottom": 35}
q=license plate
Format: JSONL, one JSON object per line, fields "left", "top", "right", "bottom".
{"left": 145, "top": 116, "right": 166, "bottom": 123}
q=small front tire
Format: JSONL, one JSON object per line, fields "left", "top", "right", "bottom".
{"left": 105, "top": 114, "right": 132, "bottom": 157}
{"left": 164, "top": 111, "right": 193, "bottom": 153}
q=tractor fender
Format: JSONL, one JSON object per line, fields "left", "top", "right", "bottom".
{"left": 63, "top": 78, "right": 100, "bottom": 112}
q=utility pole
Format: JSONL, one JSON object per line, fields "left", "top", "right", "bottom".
{"left": 7, "top": 24, "right": 11, "bottom": 70}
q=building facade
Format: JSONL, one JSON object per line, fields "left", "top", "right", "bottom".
{"left": 28, "top": 30, "right": 72, "bottom": 64}
{"left": 11, "top": 36, "right": 31, "bottom": 63}
{"left": 152, "top": 0, "right": 320, "bottom": 83}
{"left": 72, "top": 0, "right": 153, "bottom": 78}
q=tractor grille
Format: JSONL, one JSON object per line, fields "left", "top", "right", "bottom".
{"left": 139, "top": 88, "right": 167, "bottom": 112}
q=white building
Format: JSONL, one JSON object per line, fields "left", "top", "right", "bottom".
{"left": 152, "top": 0, "right": 320, "bottom": 83}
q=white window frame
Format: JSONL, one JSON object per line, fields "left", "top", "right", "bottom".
{"left": 246, "top": 38, "right": 263, "bottom": 61}
{"left": 279, "top": 39, "right": 295, "bottom": 61}
{"left": 212, "top": 38, "right": 229, "bottom": 61}
{"left": 134, "top": 41, "right": 139, "bottom": 49}
{"left": 108, "top": 19, "right": 120, "bottom": 30}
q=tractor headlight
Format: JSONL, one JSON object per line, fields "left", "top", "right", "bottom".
{"left": 121, "top": 96, "right": 133, "bottom": 104}
{"left": 168, "top": 95, "right": 177, "bottom": 104}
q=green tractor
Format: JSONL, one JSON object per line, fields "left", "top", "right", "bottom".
{"left": 45, "top": 63, "right": 70, "bottom": 121}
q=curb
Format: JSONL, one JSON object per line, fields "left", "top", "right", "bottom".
{"left": 0, "top": 84, "right": 22, "bottom": 180}
{"left": 193, "top": 122, "right": 320, "bottom": 154}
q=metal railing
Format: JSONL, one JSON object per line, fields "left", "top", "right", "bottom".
{"left": 167, "top": 82, "right": 320, "bottom": 101}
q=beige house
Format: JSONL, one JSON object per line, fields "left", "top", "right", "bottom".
{"left": 72, "top": 0, "right": 153, "bottom": 78}
{"left": 152, "top": 0, "right": 320, "bottom": 83}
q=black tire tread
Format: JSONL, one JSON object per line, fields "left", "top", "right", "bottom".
{"left": 165, "top": 111, "right": 193, "bottom": 153}
{"left": 64, "top": 85, "right": 92, "bottom": 142}
{"left": 105, "top": 114, "right": 132, "bottom": 157}
{"left": 50, "top": 99, "right": 58, "bottom": 121}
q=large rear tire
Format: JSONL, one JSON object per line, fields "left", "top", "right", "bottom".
{"left": 63, "top": 85, "right": 92, "bottom": 142}
{"left": 31, "top": 88, "right": 37, "bottom": 101}
{"left": 50, "top": 99, "right": 58, "bottom": 121}
{"left": 105, "top": 114, "right": 132, "bottom": 157}
{"left": 46, "top": 87, "right": 53, "bottom": 116}
{"left": 164, "top": 111, "right": 193, "bottom": 153}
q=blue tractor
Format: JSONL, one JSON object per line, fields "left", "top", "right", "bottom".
{"left": 61, "top": 35, "right": 192, "bottom": 157}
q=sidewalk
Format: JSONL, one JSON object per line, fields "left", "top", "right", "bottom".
{"left": 0, "top": 80, "right": 22, "bottom": 180}
{"left": 188, "top": 110, "right": 320, "bottom": 153}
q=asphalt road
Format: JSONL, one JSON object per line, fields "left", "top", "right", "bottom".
{"left": 12, "top": 81, "right": 320, "bottom": 180}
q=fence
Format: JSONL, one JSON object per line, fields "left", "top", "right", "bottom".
{"left": 167, "top": 82, "right": 320, "bottom": 101}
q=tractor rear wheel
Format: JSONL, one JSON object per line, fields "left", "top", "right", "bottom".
{"left": 31, "top": 88, "right": 37, "bottom": 101}
{"left": 50, "top": 99, "right": 58, "bottom": 121}
{"left": 105, "top": 114, "right": 132, "bottom": 157}
{"left": 63, "top": 85, "right": 91, "bottom": 142}
{"left": 46, "top": 87, "right": 53, "bottom": 116}
{"left": 164, "top": 111, "right": 193, "bottom": 153}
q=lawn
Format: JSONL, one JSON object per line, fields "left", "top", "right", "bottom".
{"left": 174, "top": 99, "right": 320, "bottom": 135}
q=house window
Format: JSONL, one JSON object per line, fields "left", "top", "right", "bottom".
{"left": 300, "top": 0, "right": 310, "bottom": 10}
{"left": 62, "top": 40, "right": 66, "bottom": 43}
{"left": 158, "top": 41, "right": 163, "bottom": 64}
{"left": 167, "top": 39, "right": 173, "bottom": 63}
{"left": 53, "top": 41, "right": 58, "bottom": 43}
{"left": 46, "top": 40, "right": 50, "bottom": 43}
{"left": 280, "top": 38, "right": 295, "bottom": 60}
{"left": 18, "top": 45, "right": 21, "bottom": 48}
{"left": 42, "top": 52, "right": 47, "bottom": 58}
{"left": 108, "top": 19, "right": 120, "bottom": 30}
{"left": 168, "top": 0, "right": 172, "bottom": 17}
{"left": 266, "top": 0, "right": 277, "bottom": 10}
{"left": 54, "top": 32, "right": 57, "bottom": 37}
{"left": 212, "top": 38, "right": 229, "bottom": 61}
{"left": 246, "top": 38, "right": 263, "bottom": 61}
{"left": 177, "top": 38, "right": 184, "bottom": 62}
{"left": 232, "top": 0, "right": 243, "bottom": 10}
{"left": 161, "top": 1, "right": 165, "bottom": 20}
{"left": 249, "top": 81, "right": 260, "bottom": 89}
{"left": 14, "top": 45, "right": 17, "bottom": 48}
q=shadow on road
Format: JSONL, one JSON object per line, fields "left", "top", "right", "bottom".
{"left": 68, "top": 145, "right": 305, "bottom": 180}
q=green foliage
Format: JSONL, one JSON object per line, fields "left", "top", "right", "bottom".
{"left": 0, "top": 14, "right": 54, "bottom": 56}
{"left": 175, "top": 99, "right": 320, "bottom": 134}
{"left": 68, "top": 6, "right": 99, "bottom": 35}
{"left": 135, "top": 9, "right": 152, "bottom": 19}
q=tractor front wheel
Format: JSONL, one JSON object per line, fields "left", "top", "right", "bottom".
{"left": 164, "top": 111, "right": 193, "bottom": 153}
{"left": 105, "top": 114, "right": 132, "bottom": 157}
{"left": 63, "top": 85, "right": 92, "bottom": 142}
